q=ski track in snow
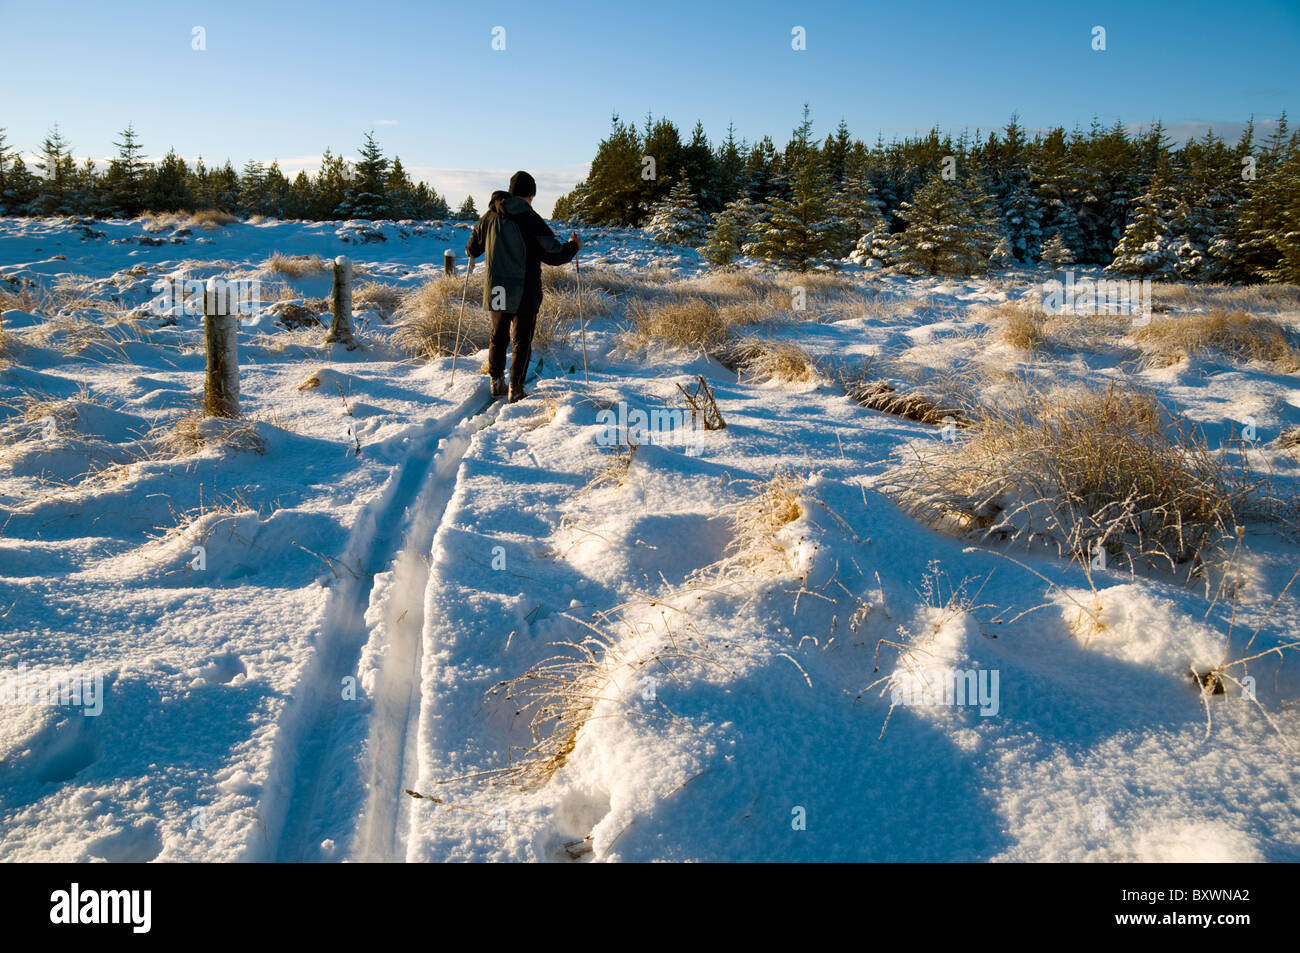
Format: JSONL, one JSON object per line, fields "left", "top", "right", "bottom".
{"left": 261, "top": 385, "right": 499, "bottom": 862}
{"left": 352, "top": 399, "right": 504, "bottom": 861}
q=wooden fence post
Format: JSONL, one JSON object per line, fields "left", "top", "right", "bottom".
{"left": 327, "top": 255, "right": 354, "bottom": 345}
{"left": 444, "top": 249, "right": 455, "bottom": 276}
{"left": 204, "top": 277, "right": 240, "bottom": 418}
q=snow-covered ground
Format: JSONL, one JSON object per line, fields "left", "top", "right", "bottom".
{"left": 1, "top": 215, "right": 1298, "bottom": 862}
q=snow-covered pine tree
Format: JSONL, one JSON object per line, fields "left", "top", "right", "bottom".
{"left": 285, "top": 171, "right": 314, "bottom": 219}
{"left": 209, "top": 161, "right": 241, "bottom": 213}
{"left": 746, "top": 138, "right": 837, "bottom": 271}
{"left": 1173, "top": 232, "right": 1208, "bottom": 280}
{"left": 643, "top": 178, "right": 707, "bottom": 245}
{"left": 982, "top": 117, "right": 1042, "bottom": 262}
{"left": 893, "top": 171, "right": 1001, "bottom": 276}
{"left": 147, "top": 149, "right": 193, "bottom": 212}
{"left": 744, "top": 136, "right": 784, "bottom": 206}
{"left": 188, "top": 157, "right": 213, "bottom": 210}
{"left": 0, "top": 129, "right": 11, "bottom": 213}
{"left": 1222, "top": 114, "right": 1299, "bottom": 283}
{"left": 341, "top": 132, "right": 390, "bottom": 220}
{"left": 1269, "top": 147, "right": 1300, "bottom": 283}
{"left": 32, "top": 125, "right": 75, "bottom": 216}
{"left": 681, "top": 120, "right": 723, "bottom": 214}
{"left": 413, "top": 182, "right": 450, "bottom": 219}
{"left": 1232, "top": 142, "right": 1300, "bottom": 283}
{"left": 847, "top": 228, "right": 901, "bottom": 270}
{"left": 455, "top": 195, "right": 478, "bottom": 221}
{"left": 385, "top": 157, "right": 416, "bottom": 220}
{"left": 1039, "top": 232, "right": 1074, "bottom": 267}
{"left": 576, "top": 115, "right": 643, "bottom": 226}
{"left": 1107, "top": 172, "right": 1180, "bottom": 278}
{"left": 989, "top": 233, "right": 1014, "bottom": 269}
{"left": 1078, "top": 119, "right": 1145, "bottom": 263}
{"left": 821, "top": 118, "right": 853, "bottom": 185}
{"left": 72, "top": 158, "right": 104, "bottom": 218}
{"left": 638, "top": 115, "right": 685, "bottom": 220}
{"left": 0, "top": 130, "right": 43, "bottom": 215}
{"left": 312, "top": 150, "right": 350, "bottom": 219}
{"left": 1031, "top": 129, "right": 1085, "bottom": 261}
{"left": 969, "top": 175, "right": 1011, "bottom": 270}
{"left": 552, "top": 182, "right": 590, "bottom": 223}
{"left": 866, "top": 133, "right": 900, "bottom": 224}
{"left": 827, "top": 169, "right": 887, "bottom": 260}
{"left": 238, "top": 160, "right": 268, "bottom": 216}
{"left": 746, "top": 193, "right": 837, "bottom": 270}
{"left": 262, "top": 161, "right": 291, "bottom": 218}
{"left": 105, "top": 124, "right": 147, "bottom": 217}
{"left": 714, "top": 123, "right": 747, "bottom": 207}
{"left": 1, "top": 155, "right": 37, "bottom": 214}
{"left": 1169, "top": 130, "right": 1244, "bottom": 280}
{"left": 1001, "top": 181, "right": 1043, "bottom": 262}
{"left": 700, "top": 195, "right": 759, "bottom": 267}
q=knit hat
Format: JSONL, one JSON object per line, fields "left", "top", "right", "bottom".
{"left": 508, "top": 170, "right": 537, "bottom": 198}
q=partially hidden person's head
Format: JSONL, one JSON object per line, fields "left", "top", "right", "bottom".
{"left": 509, "top": 170, "right": 537, "bottom": 204}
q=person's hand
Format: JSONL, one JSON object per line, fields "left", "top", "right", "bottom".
{"left": 570, "top": 231, "right": 583, "bottom": 252}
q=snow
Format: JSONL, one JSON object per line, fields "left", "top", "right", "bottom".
{"left": 1, "top": 215, "right": 1298, "bottom": 862}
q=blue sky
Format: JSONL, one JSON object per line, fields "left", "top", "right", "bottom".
{"left": 1, "top": 0, "right": 1297, "bottom": 214}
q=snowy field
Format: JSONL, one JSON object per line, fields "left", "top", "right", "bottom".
{"left": 1, "top": 214, "right": 1299, "bottom": 862}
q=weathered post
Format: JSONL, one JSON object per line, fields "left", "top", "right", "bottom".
{"left": 204, "top": 277, "right": 240, "bottom": 418}
{"left": 326, "top": 255, "right": 354, "bottom": 345}
{"left": 444, "top": 248, "right": 455, "bottom": 276}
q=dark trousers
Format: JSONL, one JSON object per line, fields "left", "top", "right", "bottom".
{"left": 488, "top": 298, "right": 539, "bottom": 393}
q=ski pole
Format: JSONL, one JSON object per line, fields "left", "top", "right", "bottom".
{"left": 451, "top": 255, "right": 471, "bottom": 387}
{"left": 575, "top": 235, "right": 588, "bottom": 384}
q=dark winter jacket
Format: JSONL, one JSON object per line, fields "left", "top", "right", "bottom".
{"left": 465, "top": 191, "right": 577, "bottom": 314}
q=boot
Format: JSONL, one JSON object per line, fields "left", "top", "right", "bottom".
{"left": 491, "top": 376, "right": 507, "bottom": 398}
{"left": 508, "top": 386, "right": 528, "bottom": 404}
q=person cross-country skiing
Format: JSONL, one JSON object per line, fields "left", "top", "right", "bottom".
{"left": 465, "top": 170, "right": 582, "bottom": 403}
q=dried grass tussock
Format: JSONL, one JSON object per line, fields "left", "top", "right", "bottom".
{"left": 1134, "top": 309, "right": 1300, "bottom": 371}
{"left": 883, "top": 383, "right": 1271, "bottom": 576}
{"left": 265, "top": 252, "right": 327, "bottom": 278}
{"left": 392, "top": 274, "right": 490, "bottom": 358}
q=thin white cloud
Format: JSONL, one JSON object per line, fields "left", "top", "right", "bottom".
{"left": 374, "top": 120, "right": 399, "bottom": 126}
{"left": 268, "top": 154, "right": 329, "bottom": 174}
{"left": 1125, "top": 118, "right": 1283, "bottom": 145}
{"left": 402, "top": 163, "right": 591, "bottom": 217}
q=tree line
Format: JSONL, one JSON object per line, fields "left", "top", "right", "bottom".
{"left": 553, "top": 108, "right": 1299, "bottom": 282}
{"left": 0, "top": 126, "right": 482, "bottom": 222}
